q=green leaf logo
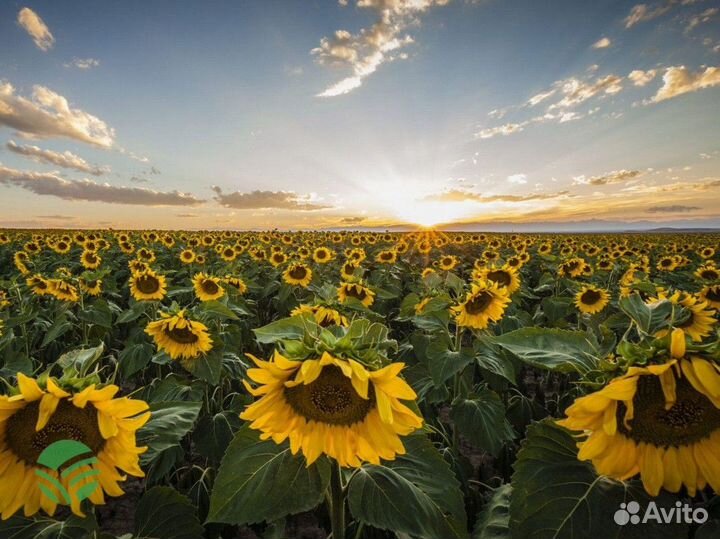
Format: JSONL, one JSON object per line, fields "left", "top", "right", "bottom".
{"left": 34, "top": 439, "right": 100, "bottom": 505}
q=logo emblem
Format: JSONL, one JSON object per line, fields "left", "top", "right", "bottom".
{"left": 614, "top": 501, "right": 641, "bottom": 525}
{"left": 35, "top": 440, "right": 100, "bottom": 506}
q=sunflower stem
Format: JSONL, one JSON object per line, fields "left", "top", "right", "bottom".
{"left": 330, "top": 461, "right": 346, "bottom": 539}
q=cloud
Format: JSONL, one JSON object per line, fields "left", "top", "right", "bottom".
{"left": 17, "top": 7, "right": 55, "bottom": 51}
{"left": 592, "top": 37, "right": 612, "bottom": 49}
{"left": 646, "top": 204, "right": 701, "bottom": 213}
{"left": 36, "top": 214, "right": 75, "bottom": 220}
{"left": 130, "top": 176, "right": 149, "bottom": 183}
{"left": 424, "top": 188, "right": 571, "bottom": 204}
{"left": 340, "top": 216, "right": 367, "bottom": 223}
{"left": 686, "top": 7, "right": 718, "bottom": 32}
{"left": 312, "top": 0, "right": 450, "bottom": 97}
{"left": 64, "top": 58, "right": 100, "bottom": 70}
{"left": 573, "top": 169, "right": 643, "bottom": 185}
{"left": 548, "top": 74, "right": 623, "bottom": 110}
{"left": 176, "top": 213, "right": 199, "bottom": 218}
{"left": 0, "top": 164, "right": 203, "bottom": 206}
{"left": 476, "top": 121, "right": 528, "bottom": 139}
{"left": 507, "top": 173, "right": 527, "bottom": 184}
{"left": 526, "top": 89, "right": 557, "bottom": 107}
{"left": 624, "top": 2, "right": 674, "bottom": 28}
{"left": 0, "top": 81, "right": 115, "bottom": 147}
{"left": 649, "top": 65, "right": 720, "bottom": 103}
{"left": 211, "top": 187, "right": 332, "bottom": 210}
{"left": 628, "top": 69, "right": 659, "bottom": 86}
{"left": 6, "top": 140, "right": 107, "bottom": 176}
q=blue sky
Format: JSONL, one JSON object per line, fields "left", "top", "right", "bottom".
{"left": 1, "top": 0, "right": 719, "bottom": 230}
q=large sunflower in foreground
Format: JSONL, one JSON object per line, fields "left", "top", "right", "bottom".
{"left": 241, "top": 351, "right": 423, "bottom": 467}
{"left": 145, "top": 310, "right": 213, "bottom": 360}
{"left": 452, "top": 280, "right": 510, "bottom": 330}
{"left": 559, "top": 330, "right": 720, "bottom": 496}
{"left": 0, "top": 374, "right": 149, "bottom": 519}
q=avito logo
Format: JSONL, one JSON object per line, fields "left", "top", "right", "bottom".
{"left": 34, "top": 439, "right": 100, "bottom": 506}
{"left": 614, "top": 501, "right": 708, "bottom": 526}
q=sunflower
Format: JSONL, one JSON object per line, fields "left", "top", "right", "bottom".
{"left": 145, "top": 310, "right": 213, "bottom": 360}
{"left": 656, "top": 256, "right": 678, "bottom": 272}
{"left": 220, "top": 246, "right": 237, "bottom": 262}
{"left": 80, "top": 278, "right": 103, "bottom": 297}
{"left": 421, "top": 267, "right": 436, "bottom": 279}
{"left": 651, "top": 291, "right": 717, "bottom": 342}
{"left": 558, "top": 257, "right": 588, "bottom": 278}
{"left": 283, "top": 263, "right": 313, "bottom": 288}
{"left": 558, "top": 330, "right": 720, "bottom": 497}
{"left": 341, "top": 261, "right": 361, "bottom": 281}
{"left": 47, "top": 280, "right": 79, "bottom": 303}
{"left": 291, "top": 304, "right": 348, "bottom": 327}
{"left": 699, "top": 284, "right": 720, "bottom": 309}
{"left": 438, "top": 255, "right": 458, "bottom": 271}
{"left": 241, "top": 351, "right": 423, "bottom": 467}
{"left": 128, "top": 260, "right": 149, "bottom": 274}
{"left": 337, "top": 282, "right": 375, "bottom": 308}
{"left": 475, "top": 265, "right": 521, "bottom": 294}
{"left": 129, "top": 270, "right": 167, "bottom": 301}
{"left": 313, "top": 247, "right": 335, "bottom": 264}
{"left": 80, "top": 250, "right": 102, "bottom": 270}
{"left": 375, "top": 250, "right": 397, "bottom": 265}
{"left": 575, "top": 285, "right": 610, "bottom": 315}
{"left": 26, "top": 275, "right": 52, "bottom": 297}
{"left": 415, "top": 297, "right": 431, "bottom": 315}
{"left": 0, "top": 374, "right": 149, "bottom": 518}
{"left": 192, "top": 273, "right": 225, "bottom": 302}
{"left": 0, "top": 291, "right": 9, "bottom": 310}
{"left": 179, "top": 249, "right": 196, "bottom": 264}
{"left": 452, "top": 280, "right": 510, "bottom": 330}
{"left": 224, "top": 276, "right": 248, "bottom": 295}
{"left": 695, "top": 264, "right": 720, "bottom": 282}
{"left": 270, "top": 252, "right": 288, "bottom": 267}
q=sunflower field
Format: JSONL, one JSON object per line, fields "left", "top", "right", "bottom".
{"left": 0, "top": 229, "right": 719, "bottom": 539}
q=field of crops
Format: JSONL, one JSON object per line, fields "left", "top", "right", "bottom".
{"left": 0, "top": 228, "right": 719, "bottom": 539}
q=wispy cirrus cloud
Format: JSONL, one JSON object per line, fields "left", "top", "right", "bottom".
{"left": 312, "top": 0, "right": 451, "bottom": 97}
{"left": 0, "top": 81, "right": 115, "bottom": 147}
{"left": 212, "top": 187, "right": 332, "bottom": 210}
{"left": 0, "top": 164, "right": 203, "bottom": 206}
{"left": 592, "top": 37, "right": 612, "bottom": 49}
{"left": 6, "top": 140, "right": 108, "bottom": 176}
{"left": 17, "top": 7, "right": 54, "bottom": 51}
{"left": 423, "top": 188, "right": 572, "bottom": 204}
{"left": 64, "top": 58, "right": 100, "bottom": 70}
{"left": 573, "top": 169, "right": 643, "bottom": 186}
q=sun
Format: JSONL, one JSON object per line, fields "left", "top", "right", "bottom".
{"left": 393, "top": 200, "right": 474, "bottom": 228}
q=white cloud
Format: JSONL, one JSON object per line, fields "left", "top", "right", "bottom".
{"left": 6, "top": 140, "right": 107, "bottom": 176}
{"left": 592, "top": 37, "right": 612, "bottom": 49}
{"left": 548, "top": 74, "right": 623, "bottom": 110}
{"left": 211, "top": 187, "right": 333, "bottom": 210}
{"left": 624, "top": 3, "right": 674, "bottom": 29}
{"left": 313, "top": 0, "right": 450, "bottom": 97}
{"left": 526, "top": 89, "right": 557, "bottom": 107}
{"left": 64, "top": 58, "right": 100, "bottom": 70}
{"left": 507, "top": 173, "right": 528, "bottom": 184}
{"left": 686, "top": 7, "right": 719, "bottom": 32}
{"left": 628, "top": 69, "right": 659, "bottom": 86}
{"left": 573, "top": 169, "right": 643, "bottom": 186}
{"left": 649, "top": 65, "right": 720, "bottom": 103}
{"left": 17, "top": 7, "right": 54, "bottom": 51}
{"left": 476, "top": 121, "right": 529, "bottom": 139}
{"left": 0, "top": 81, "right": 115, "bottom": 147}
{"left": 0, "top": 164, "right": 203, "bottom": 205}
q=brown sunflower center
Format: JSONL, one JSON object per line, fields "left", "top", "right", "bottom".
{"left": 165, "top": 325, "right": 200, "bottom": 344}
{"left": 486, "top": 270, "right": 511, "bottom": 287}
{"left": 201, "top": 280, "right": 220, "bottom": 295}
{"left": 705, "top": 287, "right": 720, "bottom": 302}
{"left": 316, "top": 250, "right": 327, "bottom": 259}
{"left": 660, "top": 258, "right": 672, "bottom": 267}
{"left": 381, "top": 252, "right": 393, "bottom": 260}
{"left": 284, "top": 366, "right": 374, "bottom": 425}
{"left": 581, "top": 289, "right": 602, "bottom": 305}
{"left": 85, "top": 254, "right": 97, "bottom": 264}
{"left": 465, "top": 291, "right": 493, "bottom": 315}
{"left": 136, "top": 275, "right": 160, "bottom": 294}
{"left": 701, "top": 270, "right": 719, "bottom": 280}
{"left": 345, "top": 285, "right": 367, "bottom": 301}
{"left": 289, "top": 266, "right": 308, "bottom": 279}
{"left": 6, "top": 400, "right": 105, "bottom": 465}
{"left": 617, "top": 375, "right": 720, "bottom": 446}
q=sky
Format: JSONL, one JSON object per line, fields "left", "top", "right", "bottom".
{"left": 0, "top": 0, "right": 719, "bottom": 231}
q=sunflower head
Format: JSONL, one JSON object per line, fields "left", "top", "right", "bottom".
{"left": 575, "top": 285, "right": 610, "bottom": 315}
{"left": 145, "top": 309, "right": 213, "bottom": 360}
{"left": 241, "top": 348, "right": 422, "bottom": 468}
{"left": 452, "top": 279, "right": 510, "bottom": 330}
{"left": 0, "top": 373, "right": 150, "bottom": 519}
{"left": 130, "top": 269, "right": 167, "bottom": 301}
{"left": 283, "top": 263, "right": 313, "bottom": 287}
{"left": 192, "top": 273, "right": 225, "bottom": 302}
{"left": 337, "top": 281, "right": 375, "bottom": 308}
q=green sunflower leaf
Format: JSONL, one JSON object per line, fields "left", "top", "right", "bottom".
{"left": 206, "top": 426, "right": 331, "bottom": 525}
{"left": 134, "top": 486, "right": 204, "bottom": 539}
{"left": 347, "top": 433, "right": 469, "bottom": 539}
